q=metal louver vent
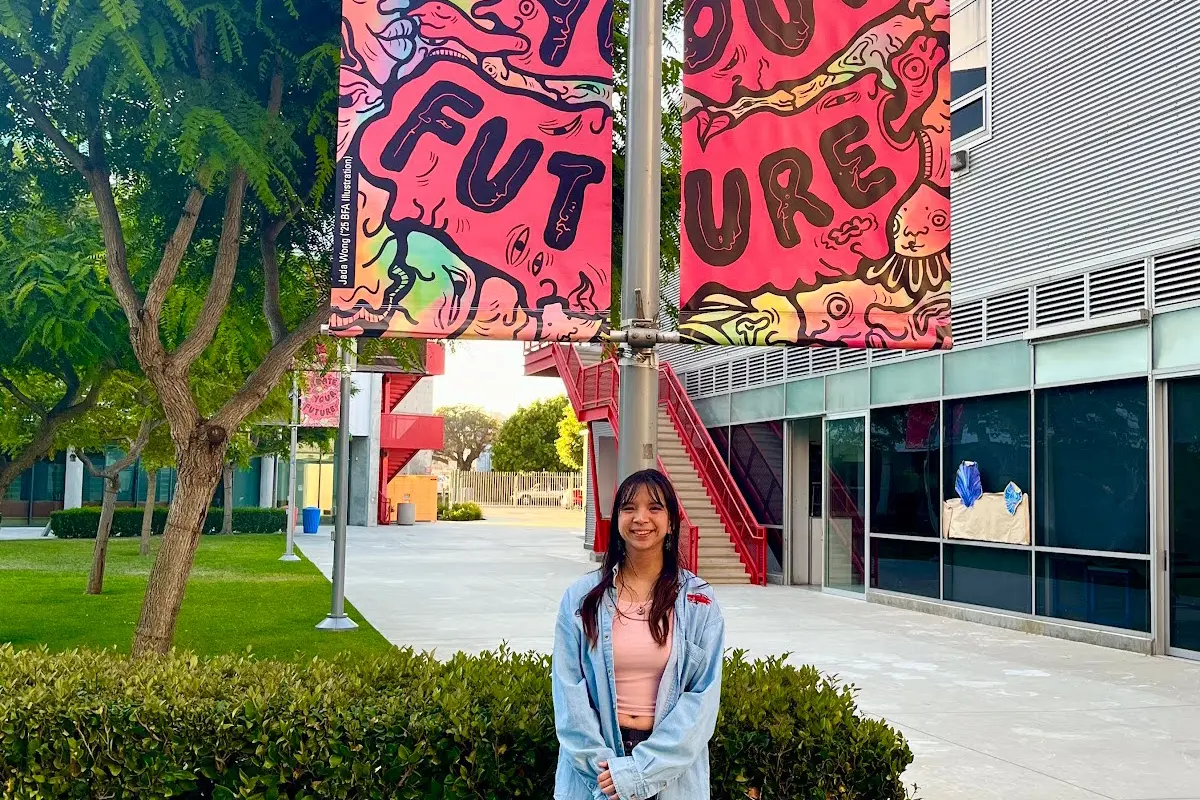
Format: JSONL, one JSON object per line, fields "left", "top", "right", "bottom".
{"left": 812, "top": 348, "right": 839, "bottom": 374}
{"left": 684, "top": 372, "right": 700, "bottom": 396}
{"left": 871, "top": 349, "right": 904, "bottom": 363}
{"left": 1035, "top": 276, "right": 1086, "bottom": 328}
{"left": 699, "top": 366, "right": 714, "bottom": 396}
{"left": 1089, "top": 261, "right": 1146, "bottom": 317}
{"left": 1154, "top": 247, "right": 1200, "bottom": 308}
{"left": 765, "top": 348, "right": 786, "bottom": 382}
{"left": 786, "top": 348, "right": 811, "bottom": 378}
{"left": 839, "top": 349, "right": 868, "bottom": 369}
{"left": 985, "top": 292, "right": 1031, "bottom": 339}
{"left": 953, "top": 300, "right": 983, "bottom": 346}
{"left": 730, "top": 359, "right": 749, "bottom": 390}
{"left": 712, "top": 362, "right": 732, "bottom": 394}
{"left": 747, "top": 352, "right": 768, "bottom": 385}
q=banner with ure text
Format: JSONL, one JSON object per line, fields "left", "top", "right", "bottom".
{"left": 679, "top": 0, "right": 951, "bottom": 350}
{"left": 329, "top": 0, "right": 614, "bottom": 342}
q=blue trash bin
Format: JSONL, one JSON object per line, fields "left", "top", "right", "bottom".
{"left": 302, "top": 506, "right": 320, "bottom": 535}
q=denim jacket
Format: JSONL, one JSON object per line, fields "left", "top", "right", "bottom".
{"left": 552, "top": 568, "right": 725, "bottom": 800}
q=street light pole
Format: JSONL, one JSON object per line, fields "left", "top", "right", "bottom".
{"left": 281, "top": 372, "right": 301, "bottom": 562}
{"left": 318, "top": 342, "right": 358, "bottom": 630}
{"left": 616, "top": 0, "right": 665, "bottom": 481}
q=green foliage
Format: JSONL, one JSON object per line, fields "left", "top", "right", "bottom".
{"left": 51, "top": 506, "right": 169, "bottom": 538}
{"left": 51, "top": 506, "right": 285, "bottom": 537}
{"left": 492, "top": 397, "right": 572, "bottom": 473}
{"left": 437, "top": 501, "right": 483, "bottom": 522}
{"left": 436, "top": 404, "right": 500, "bottom": 471}
{"left": 555, "top": 405, "right": 585, "bottom": 471}
{"left": 0, "top": 645, "right": 912, "bottom": 799}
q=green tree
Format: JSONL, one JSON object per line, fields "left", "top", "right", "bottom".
{"left": 556, "top": 406, "right": 585, "bottom": 471}
{"left": 436, "top": 405, "right": 500, "bottom": 471}
{"left": 0, "top": 202, "right": 127, "bottom": 509}
{"left": 492, "top": 397, "right": 572, "bottom": 473}
{"left": 0, "top": 0, "right": 424, "bottom": 654}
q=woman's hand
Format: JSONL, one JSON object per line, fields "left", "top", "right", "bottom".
{"left": 597, "top": 761, "right": 617, "bottom": 797}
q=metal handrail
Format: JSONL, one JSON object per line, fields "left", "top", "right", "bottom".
{"left": 658, "top": 363, "right": 767, "bottom": 584}
{"left": 548, "top": 343, "right": 699, "bottom": 573}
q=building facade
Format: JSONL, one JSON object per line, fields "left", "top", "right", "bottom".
{"left": 655, "top": 0, "right": 1200, "bottom": 659}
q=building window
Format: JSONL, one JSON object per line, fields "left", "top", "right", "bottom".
{"left": 728, "top": 423, "right": 785, "bottom": 575}
{"left": 944, "top": 392, "right": 1031, "bottom": 500}
{"left": 1036, "top": 552, "right": 1151, "bottom": 632}
{"left": 871, "top": 537, "right": 940, "bottom": 598}
{"left": 951, "top": 0, "right": 989, "bottom": 145}
{"left": 944, "top": 543, "right": 1032, "bottom": 614}
{"left": 1035, "top": 380, "right": 1149, "bottom": 554}
{"left": 870, "top": 403, "right": 940, "bottom": 537}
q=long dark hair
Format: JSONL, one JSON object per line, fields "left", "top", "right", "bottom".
{"left": 580, "top": 469, "right": 682, "bottom": 648}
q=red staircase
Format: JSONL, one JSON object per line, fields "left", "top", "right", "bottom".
{"left": 377, "top": 343, "right": 445, "bottom": 524}
{"left": 528, "top": 342, "right": 767, "bottom": 585}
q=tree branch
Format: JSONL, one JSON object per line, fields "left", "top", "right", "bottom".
{"left": 144, "top": 188, "right": 207, "bottom": 322}
{"left": 5, "top": 83, "right": 88, "bottom": 174}
{"left": 82, "top": 128, "right": 142, "bottom": 325}
{"left": 260, "top": 210, "right": 296, "bottom": 345}
{"left": 171, "top": 169, "right": 249, "bottom": 368}
{"left": 210, "top": 301, "right": 330, "bottom": 432}
{"left": 76, "top": 450, "right": 102, "bottom": 478}
{"left": 0, "top": 373, "right": 49, "bottom": 418}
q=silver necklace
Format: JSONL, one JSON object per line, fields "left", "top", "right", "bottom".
{"left": 614, "top": 566, "right": 648, "bottom": 615}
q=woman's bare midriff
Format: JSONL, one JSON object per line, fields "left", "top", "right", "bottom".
{"left": 618, "top": 713, "right": 654, "bottom": 731}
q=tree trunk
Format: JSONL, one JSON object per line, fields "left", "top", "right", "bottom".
{"left": 132, "top": 445, "right": 225, "bottom": 656}
{"left": 87, "top": 476, "right": 119, "bottom": 595}
{"left": 222, "top": 463, "right": 234, "bottom": 534}
{"left": 141, "top": 468, "right": 157, "bottom": 556}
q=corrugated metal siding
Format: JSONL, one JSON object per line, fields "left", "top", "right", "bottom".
{"left": 953, "top": 0, "right": 1200, "bottom": 299}
{"left": 662, "top": 0, "right": 1200, "bottom": 379}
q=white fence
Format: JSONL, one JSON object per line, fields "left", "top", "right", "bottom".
{"left": 441, "top": 471, "right": 585, "bottom": 507}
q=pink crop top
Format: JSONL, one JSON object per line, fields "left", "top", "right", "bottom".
{"left": 612, "top": 596, "right": 673, "bottom": 719}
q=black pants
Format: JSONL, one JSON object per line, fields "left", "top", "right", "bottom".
{"left": 618, "top": 727, "right": 657, "bottom": 800}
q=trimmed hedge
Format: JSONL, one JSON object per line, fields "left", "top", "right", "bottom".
{"left": 0, "top": 645, "right": 913, "bottom": 799}
{"left": 50, "top": 507, "right": 286, "bottom": 539}
{"left": 438, "top": 501, "right": 484, "bottom": 522}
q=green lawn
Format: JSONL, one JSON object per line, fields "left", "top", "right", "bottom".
{"left": 0, "top": 535, "right": 395, "bottom": 660}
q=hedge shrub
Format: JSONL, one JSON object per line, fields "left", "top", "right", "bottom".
{"left": 438, "top": 501, "right": 484, "bottom": 522}
{"left": 50, "top": 507, "right": 286, "bottom": 539}
{"left": 0, "top": 645, "right": 912, "bottom": 799}
{"left": 50, "top": 506, "right": 169, "bottom": 539}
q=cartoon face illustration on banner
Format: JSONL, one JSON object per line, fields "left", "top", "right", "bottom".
{"left": 329, "top": 0, "right": 614, "bottom": 341}
{"left": 679, "top": 0, "right": 951, "bottom": 350}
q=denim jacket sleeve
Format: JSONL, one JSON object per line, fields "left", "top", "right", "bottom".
{"left": 552, "top": 594, "right": 617, "bottom": 799}
{"left": 608, "top": 601, "right": 725, "bottom": 800}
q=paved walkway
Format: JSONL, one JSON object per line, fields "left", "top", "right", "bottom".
{"left": 297, "top": 522, "right": 1200, "bottom": 800}
{"left": 0, "top": 527, "right": 48, "bottom": 540}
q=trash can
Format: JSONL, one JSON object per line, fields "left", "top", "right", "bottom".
{"left": 302, "top": 506, "right": 321, "bottom": 534}
{"left": 395, "top": 501, "right": 416, "bottom": 526}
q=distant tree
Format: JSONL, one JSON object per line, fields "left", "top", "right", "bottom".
{"left": 436, "top": 405, "right": 500, "bottom": 471}
{"left": 556, "top": 407, "right": 585, "bottom": 471}
{"left": 492, "top": 397, "right": 571, "bottom": 473}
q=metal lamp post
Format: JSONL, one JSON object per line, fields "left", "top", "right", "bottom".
{"left": 318, "top": 341, "right": 358, "bottom": 631}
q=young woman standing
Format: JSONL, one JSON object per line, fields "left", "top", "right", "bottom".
{"left": 552, "top": 469, "right": 726, "bottom": 800}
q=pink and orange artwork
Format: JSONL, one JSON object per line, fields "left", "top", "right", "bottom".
{"left": 679, "top": 0, "right": 951, "bottom": 350}
{"left": 329, "top": 0, "right": 614, "bottom": 342}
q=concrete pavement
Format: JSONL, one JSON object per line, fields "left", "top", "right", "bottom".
{"left": 297, "top": 520, "right": 1200, "bottom": 800}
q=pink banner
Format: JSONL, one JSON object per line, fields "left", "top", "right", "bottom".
{"left": 328, "top": 0, "right": 614, "bottom": 342}
{"left": 679, "top": 0, "right": 951, "bottom": 350}
{"left": 299, "top": 371, "right": 341, "bottom": 427}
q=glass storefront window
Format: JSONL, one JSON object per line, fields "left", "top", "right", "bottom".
{"left": 944, "top": 543, "right": 1032, "bottom": 613}
{"left": 1168, "top": 378, "right": 1200, "bottom": 653}
{"left": 826, "top": 417, "right": 866, "bottom": 592}
{"left": 1036, "top": 552, "right": 1150, "bottom": 632}
{"left": 944, "top": 393, "right": 1031, "bottom": 498}
{"left": 871, "top": 403, "right": 940, "bottom": 537}
{"left": 871, "top": 537, "right": 939, "bottom": 598}
{"left": 727, "top": 423, "right": 785, "bottom": 575}
{"left": 1035, "top": 380, "right": 1149, "bottom": 553}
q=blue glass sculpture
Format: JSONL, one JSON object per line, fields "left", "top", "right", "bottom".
{"left": 1004, "top": 482, "right": 1023, "bottom": 516}
{"left": 955, "top": 461, "right": 983, "bottom": 508}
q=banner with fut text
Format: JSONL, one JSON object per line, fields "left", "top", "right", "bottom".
{"left": 328, "top": 0, "right": 614, "bottom": 342}
{"left": 679, "top": 0, "right": 951, "bottom": 350}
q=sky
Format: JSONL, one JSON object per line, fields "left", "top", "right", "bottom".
{"left": 429, "top": 341, "right": 567, "bottom": 417}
